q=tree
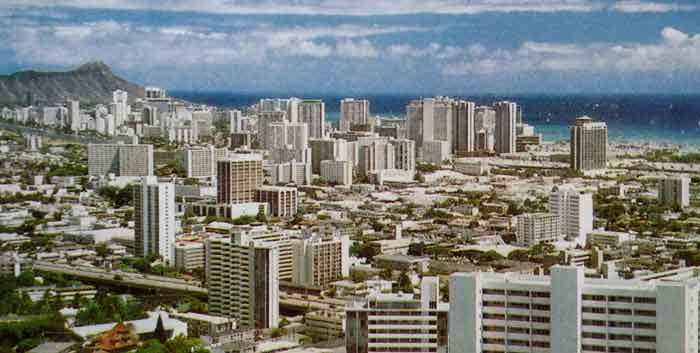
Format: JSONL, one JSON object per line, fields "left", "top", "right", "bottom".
{"left": 95, "top": 243, "right": 109, "bottom": 261}
{"left": 379, "top": 268, "right": 393, "bottom": 280}
{"left": 256, "top": 208, "right": 268, "bottom": 223}
{"left": 408, "top": 242, "right": 426, "bottom": 256}
{"left": 396, "top": 272, "right": 413, "bottom": 293}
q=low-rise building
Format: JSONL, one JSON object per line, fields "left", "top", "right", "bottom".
{"left": 345, "top": 277, "right": 449, "bottom": 353}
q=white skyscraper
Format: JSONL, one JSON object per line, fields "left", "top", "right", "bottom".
{"left": 389, "top": 138, "right": 416, "bottom": 171}
{"left": 340, "top": 98, "right": 370, "bottom": 131}
{"left": 134, "top": 176, "right": 175, "bottom": 264}
{"left": 68, "top": 100, "right": 80, "bottom": 132}
{"left": 571, "top": 116, "right": 608, "bottom": 171}
{"left": 298, "top": 99, "right": 325, "bottom": 138}
{"left": 549, "top": 186, "right": 593, "bottom": 244}
{"left": 494, "top": 101, "right": 517, "bottom": 154}
{"left": 111, "top": 90, "right": 129, "bottom": 126}
{"left": 358, "top": 140, "right": 395, "bottom": 176}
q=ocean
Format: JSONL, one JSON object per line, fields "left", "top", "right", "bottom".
{"left": 171, "top": 92, "right": 700, "bottom": 146}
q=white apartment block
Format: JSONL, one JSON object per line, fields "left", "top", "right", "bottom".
{"left": 268, "top": 160, "right": 312, "bottom": 186}
{"left": 423, "top": 140, "right": 451, "bottom": 164}
{"left": 88, "top": 143, "right": 154, "bottom": 176}
{"left": 134, "top": 176, "right": 175, "bottom": 264}
{"left": 407, "top": 97, "right": 454, "bottom": 151}
{"left": 174, "top": 241, "right": 205, "bottom": 271}
{"left": 494, "top": 101, "right": 517, "bottom": 155}
{"left": 206, "top": 232, "right": 279, "bottom": 329}
{"left": 358, "top": 141, "right": 395, "bottom": 176}
{"left": 449, "top": 265, "right": 699, "bottom": 353}
{"left": 298, "top": 99, "right": 325, "bottom": 139}
{"left": 180, "top": 146, "right": 228, "bottom": 179}
{"left": 516, "top": 213, "right": 561, "bottom": 247}
{"left": 257, "top": 110, "right": 286, "bottom": 149}
{"left": 267, "top": 121, "right": 309, "bottom": 150}
{"left": 340, "top": 98, "right": 370, "bottom": 131}
{"left": 255, "top": 186, "right": 298, "bottom": 218}
{"left": 658, "top": 175, "right": 691, "bottom": 209}
{"left": 309, "top": 138, "right": 348, "bottom": 174}
{"left": 321, "top": 160, "right": 353, "bottom": 186}
{"left": 549, "top": 186, "right": 593, "bottom": 244}
{"left": 390, "top": 138, "right": 416, "bottom": 171}
{"left": 345, "top": 277, "right": 449, "bottom": 353}
{"left": 571, "top": 116, "right": 608, "bottom": 171}
{"left": 68, "top": 100, "right": 80, "bottom": 132}
{"left": 454, "top": 158, "right": 490, "bottom": 176}
{"left": 292, "top": 234, "right": 350, "bottom": 287}
{"left": 587, "top": 230, "right": 636, "bottom": 248}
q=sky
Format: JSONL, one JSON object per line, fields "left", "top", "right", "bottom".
{"left": 1, "top": 0, "right": 700, "bottom": 94}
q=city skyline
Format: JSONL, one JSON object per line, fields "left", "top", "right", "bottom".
{"left": 1, "top": 0, "right": 700, "bottom": 94}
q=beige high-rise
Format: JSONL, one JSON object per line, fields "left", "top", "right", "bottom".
{"left": 570, "top": 116, "right": 607, "bottom": 171}
{"left": 216, "top": 154, "right": 264, "bottom": 204}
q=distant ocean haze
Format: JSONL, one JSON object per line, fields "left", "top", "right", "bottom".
{"left": 172, "top": 92, "right": 700, "bottom": 145}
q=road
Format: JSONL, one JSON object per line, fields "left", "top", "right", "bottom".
{"left": 33, "top": 261, "right": 208, "bottom": 296}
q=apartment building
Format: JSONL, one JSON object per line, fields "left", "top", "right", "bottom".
{"left": 217, "top": 154, "right": 264, "bottom": 204}
{"left": 206, "top": 232, "right": 280, "bottom": 329}
{"left": 180, "top": 146, "right": 228, "bottom": 179}
{"left": 449, "top": 265, "right": 699, "bottom": 353}
{"left": 494, "top": 101, "right": 517, "bottom": 155}
{"left": 658, "top": 175, "right": 691, "bottom": 209}
{"left": 346, "top": 277, "right": 449, "bottom": 353}
{"left": 309, "top": 138, "right": 348, "bottom": 174}
{"left": 88, "top": 143, "right": 154, "bottom": 176}
{"left": 320, "top": 160, "right": 353, "bottom": 186}
{"left": 255, "top": 186, "right": 298, "bottom": 218}
{"left": 292, "top": 234, "right": 350, "bottom": 288}
{"left": 134, "top": 176, "right": 175, "bottom": 264}
{"left": 267, "top": 160, "right": 312, "bottom": 186}
{"left": 516, "top": 213, "right": 561, "bottom": 247}
{"left": 298, "top": 99, "right": 325, "bottom": 139}
{"left": 174, "top": 241, "right": 205, "bottom": 271}
{"left": 549, "top": 185, "right": 593, "bottom": 244}
{"left": 571, "top": 116, "right": 608, "bottom": 171}
{"left": 340, "top": 98, "right": 370, "bottom": 131}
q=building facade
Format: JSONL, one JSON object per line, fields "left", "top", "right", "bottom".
{"left": 217, "top": 155, "right": 264, "bottom": 204}
{"left": 658, "top": 175, "right": 691, "bottom": 209}
{"left": 516, "top": 213, "right": 561, "bottom": 247}
{"left": 346, "top": 277, "right": 449, "bottom": 353}
{"left": 134, "top": 176, "right": 176, "bottom": 264}
{"left": 206, "top": 232, "right": 279, "bottom": 329}
{"left": 320, "top": 160, "right": 353, "bottom": 186}
{"left": 292, "top": 234, "right": 350, "bottom": 287}
{"left": 449, "top": 266, "right": 699, "bottom": 353}
{"left": 255, "top": 186, "right": 298, "bottom": 218}
{"left": 571, "top": 116, "right": 608, "bottom": 171}
{"left": 494, "top": 101, "right": 517, "bottom": 155}
{"left": 88, "top": 144, "right": 154, "bottom": 176}
{"left": 549, "top": 186, "right": 593, "bottom": 244}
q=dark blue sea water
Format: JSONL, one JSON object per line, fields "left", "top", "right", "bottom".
{"left": 172, "top": 92, "right": 700, "bottom": 146}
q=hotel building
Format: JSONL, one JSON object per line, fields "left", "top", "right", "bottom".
{"left": 449, "top": 265, "right": 699, "bottom": 353}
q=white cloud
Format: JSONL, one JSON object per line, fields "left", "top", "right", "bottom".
{"left": 5, "top": 20, "right": 433, "bottom": 68}
{"left": 442, "top": 27, "right": 700, "bottom": 75}
{"left": 610, "top": 1, "right": 696, "bottom": 13}
{"left": 5, "top": 0, "right": 695, "bottom": 15}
